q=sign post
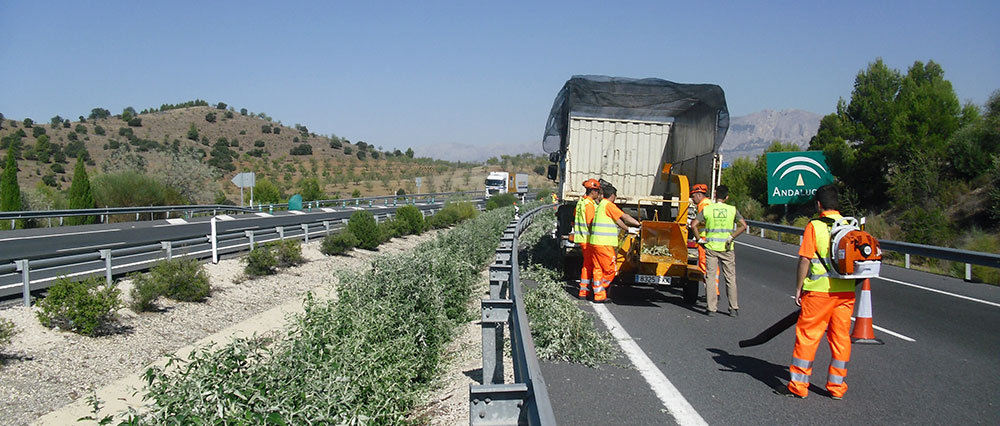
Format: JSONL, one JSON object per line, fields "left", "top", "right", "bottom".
{"left": 231, "top": 172, "right": 256, "bottom": 206}
{"left": 766, "top": 151, "right": 834, "bottom": 205}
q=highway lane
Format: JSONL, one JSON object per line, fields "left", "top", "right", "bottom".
{"left": 540, "top": 234, "right": 1000, "bottom": 425}
{"left": 0, "top": 202, "right": 452, "bottom": 263}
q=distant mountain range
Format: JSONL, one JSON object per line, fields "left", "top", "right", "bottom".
{"left": 421, "top": 109, "right": 823, "bottom": 163}
{"left": 719, "top": 109, "right": 823, "bottom": 161}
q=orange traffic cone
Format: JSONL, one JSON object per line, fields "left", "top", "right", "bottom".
{"left": 851, "top": 279, "right": 884, "bottom": 345}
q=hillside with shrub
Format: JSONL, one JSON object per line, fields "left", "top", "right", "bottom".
{"left": 0, "top": 102, "right": 552, "bottom": 218}
{"left": 722, "top": 59, "right": 999, "bottom": 283}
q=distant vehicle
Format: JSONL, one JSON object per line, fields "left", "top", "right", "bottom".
{"left": 485, "top": 171, "right": 528, "bottom": 201}
{"left": 543, "top": 75, "right": 729, "bottom": 304}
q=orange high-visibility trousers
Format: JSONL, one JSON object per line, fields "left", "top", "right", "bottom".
{"left": 592, "top": 245, "right": 617, "bottom": 301}
{"left": 579, "top": 244, "right": 594, "bottom": 298}
{"left": 788, "top": 291, "right": 855, "bottom": 398}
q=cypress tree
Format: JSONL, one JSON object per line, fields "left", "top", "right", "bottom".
{"left": 0, "top": 149, "right": 21, "bottom": 230}
{"left": 67, "top": 157, "right": 95, "bottom": 225}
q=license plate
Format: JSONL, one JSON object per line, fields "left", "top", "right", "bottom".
{"left": 635, "top": 274, "right": 671, "bottom": 285}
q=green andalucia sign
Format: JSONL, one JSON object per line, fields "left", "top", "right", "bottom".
{"left": 766, "top": 151, "right": 834, "bottom": 205}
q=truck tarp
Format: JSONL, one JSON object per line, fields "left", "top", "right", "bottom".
{"left": 542, "top": 75, "right": 730, "bottom": 157}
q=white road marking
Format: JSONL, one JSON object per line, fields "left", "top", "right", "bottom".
{"left": 738, "top": 241, "right": 1000, "bottom": 309}
{"left": 0, "top": 228, "right": 121, "bottom": 242}
{"left": 592, "top": 304, "right": 708, "bottom": 426}
{"left": 216, "top": 215, "right": 235, "bottom": 221}
{"left": 288, "top": 210, "right": 305, "bottom": 215}
{"left": 255, "top": 213, "right": 273, "bottom": 217}
{"left": 850, "top": 317, "right": 917, "bottom": 342}
{"left": 166, "top": 218, "right": 187, "bottom": 225}
{"left": 57, "top": 242, "right": 125, "bottom": 252}
{"left": 321, "top": 208, "right": 336, "bottom": 212}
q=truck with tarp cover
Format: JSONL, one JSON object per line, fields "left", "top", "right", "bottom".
{"left": 542, "top": 75, "right": 729, "bottom": 303}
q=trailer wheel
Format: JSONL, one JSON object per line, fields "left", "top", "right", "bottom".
{"left": 681, "top": 278, "right": 699, "bottom": 305}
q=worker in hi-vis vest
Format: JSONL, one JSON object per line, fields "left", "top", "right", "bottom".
{"left": 689, "top": 183, "right": 718, "bottom": 297}
{"left": 692, "top": 185, "right": 747, "bottom": 317}
{"left": 589, "top": 182, "right": 640, "bottom": 302}
{"left": 783, "top": 184, "right": 855, "bottom": 400}
{"left": 574, "top": 179, "right": 602, "bottom": 299}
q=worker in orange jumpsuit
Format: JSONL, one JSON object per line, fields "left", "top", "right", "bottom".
{"left": 689, "top": 184, "right": 717, "bottom": 297}
{"left": 784, "top": 184, "right": 855, "bottom": 399}
{"left": 574, "top": 179, "right": 602, "bottom": 299}
{"left": 589, "top": 182, "right": 640, "bottom": 302}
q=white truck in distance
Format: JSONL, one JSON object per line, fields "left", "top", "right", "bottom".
{"left": 485, "top": 171, "right": 528, "bottom": 200}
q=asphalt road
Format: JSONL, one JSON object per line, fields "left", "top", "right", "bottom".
{"left": 540, "top": 234, "right": 1000, "bottom": 425}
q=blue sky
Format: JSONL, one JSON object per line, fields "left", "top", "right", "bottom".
{"left": 1, "top": 1, "right": 997, "bottom": 158}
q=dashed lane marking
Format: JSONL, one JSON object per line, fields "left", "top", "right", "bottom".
{"left": 321, "top": 208, "right": 336, "bottom": 212}
{"left": 216, "top": 215, "right": 235, "bottom": 221}
{"left": 255, "top": 213, "right": 273, "bottom": 217}
{"left": 0, "top": 228, "right": 121, "bottom": 242}
{"left": 288, "top": 210, "right": 306, "bottom": 215}
{"left": 592, "top": 304, "right": 708, "bottom": 426}
{"left": 165, "top": 218, "right": 187, "bottom": 225}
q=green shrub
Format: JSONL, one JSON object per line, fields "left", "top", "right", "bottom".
{"left": 36, "top": 277, "right": 121, "bottom": 336}
{"left": 950, "top": 230, "right": 1000, "bottom": 284}
{"left": 320, "top": 231, "right": 359, "bottom": 255}
{"left": 426, "top": 201, "right": 478, "bottom": 229}
{"left": 348, "top": 210, "right": 381, "bottom": 250}
{"left": 244, "top": 245, "right": 278, "bottom": 277}
{"left": 899, "top": 206, "right": 952, "bottom": 246}
{"left": 378, "top": 219, "right": 400, "bottom": 243}
{"left": 128, "top": 271, "right": 165, "bottom": 312}
{"left": 157, "top": 258, "right": 211, "bottom": 302}
{"left": 0, "top": 318, "right": 17, "bottom": 348}
{"left": 394, "top": 205, "right": 425, "bottom": 235}
{"left": 535, "top": 189, "right": 553, "bottom": 201}
{"left": 271, "top": 240, "right": 304, "bottom": 267}
{"left": 485, "top": 193, "right": 517, "bottom": 211}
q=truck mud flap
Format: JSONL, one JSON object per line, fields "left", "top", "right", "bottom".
{"left": 681, "top": 278, "right": 699, "bottom": 305}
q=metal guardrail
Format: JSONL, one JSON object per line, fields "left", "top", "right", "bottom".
{"left": 0, "top": 191, "right": 483, "bottom": 225}
{"left": 1, "top": 197, "right": 488, "bottom": 304}
{"left": 471, "top": 204, "right": 556, "bottom": 426}
{"left": 745, "top": 219, "right": 1000, "bottom": 280}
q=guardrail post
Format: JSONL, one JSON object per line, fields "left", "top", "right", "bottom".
{"left": 905, "top": 254, "right": 910, "bottom": 269}
{"left": 966, "top": 263, "right": 972, "bottom": 281}
{"left": 369, "top": 200, "right": 373, "bottom": 207}
{"left": 323, "top": 221, "right": 331, "bottom": 236}
{"left": 342, "top": 200, "right": 346, "bottom": 208}
{"left": 99, "top": 249, "right": 112, "bottom": 286}
{"left": 277, "top": 226, "right": 284, "bottom": 241}
{"left": 269, "top": 205, "right": 274, "bottom": 214}
{"left": 15, "top": 260, "right": 30, "bottom": 307}
{"left": 161, "top": 241, "right": 173, "bottom": 260}
{"left": 481, "top": 299, "right": 512, "bottom": 385}
{"left": 760, "top": 227, "right": 764, "bottom": 238}
{"left": 355, "top": 199, "right": 360, "bottom": 207}
{"left": 490, "top": 263, "right": 512, "bottom": 299}
{"left": 245, "top": 230, "right": 256, "bottom": 251}
{"left": 210, "top": 217, "right": 218, "bottom": 264}
{"left": 393, "top": 198, "right": 397, "bottom": 207}
{"left": 60, "top": 216, "right": 64, "bottom": 226}
{"left": 302, "top": 224, "right": 310, "bottom": 243}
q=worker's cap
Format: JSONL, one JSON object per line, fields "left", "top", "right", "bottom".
{"left": 583, "top": 178, "right": 601, "bottom": 190}
{"left": 691, "top": 184, "right": 708, "bottom": 194}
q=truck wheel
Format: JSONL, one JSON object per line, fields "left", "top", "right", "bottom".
{"left": 681, "top": 279, "right": 699, "bottom": 305}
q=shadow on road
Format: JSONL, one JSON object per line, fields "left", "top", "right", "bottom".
{"left": 706, "top": 348, "right": 832, "bottom": 397}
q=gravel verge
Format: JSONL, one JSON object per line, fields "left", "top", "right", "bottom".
{"left": 0, "top": 232, "right": 445, "bottom": 425}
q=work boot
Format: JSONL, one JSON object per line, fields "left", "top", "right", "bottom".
{"left": 774, "top": 387, "right": 806, "bottom": 399}
{"left": 705, "top": 310, "right": 715, "bottom": 317}
{"left": 729, "top": 309, "right": 739, "bottom": 317}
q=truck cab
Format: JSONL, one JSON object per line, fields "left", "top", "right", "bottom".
{"left": 485, "top": 171, "right": 510, "bottom": 198}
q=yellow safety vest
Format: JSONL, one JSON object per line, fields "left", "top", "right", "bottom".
{"left": 573, "top": 198, "right": 594, "bottom": 244}
{"left": 702, "top": 202, "right": 736, "bottom": 252}
{"left": 588, "top": 199, "right": 619, "bottom": 246}
{"left": 804, "top": 213, "right": 855, "bottom": 293}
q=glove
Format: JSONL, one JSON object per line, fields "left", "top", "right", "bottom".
{"left": 726, "top": 236, "right": 734, "bottom": 251}
{"left": 627, "top": 227, "right": 640, "bottom": 235}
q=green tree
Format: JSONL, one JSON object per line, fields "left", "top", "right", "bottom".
{"left": 205, "top": 112, "right": 217, "bottom": 123}
{"left": 299, "top": 178, "right": 323, "bottom": 201}
{"left": 23, "top": 118, "right": 34, "bottom": 127}
{"left": 121, "top": 106, "right": 136, "bottom": 123}
{"left": 89, "top": 108, "right": 111, "bottom": 120}
{"left": 186, "top": 123, "right": 199, "bottom": 140}
{"left": 254, "top": 178, "right": 281, "bottom": 203}
{"left": 405, "top": 147, "right": 414, "bottom": 158}
{"left": 67, "top": 157, "right": 96, "bottom": 225}
{"left": 1, "top": 149, "right": 22, "bottom": 229}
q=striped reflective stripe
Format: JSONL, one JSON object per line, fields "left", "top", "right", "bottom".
{"left": 807, "top": 259, "right": 829, "bottom": 279}
{"left": 808, "top": 272, "right": 829, "bottom": 280}
{"left": 828, "top": 374, "right": 845, "bottom": 384}
{"left": 791, "top": 358, "right": 813, "bottom": 369}
{"left": 591, "top": 231, "right": 619, "bottom": 236}
{"left": 790, "top": 372, "right": 810, "bottom": 383}
{"left": 704, "top": 228, "right": 731, "bottom": 233}
{"left": 830, "top": 359, "right": 848, "bottom": 369}
{"left": 593, "top": 223, "right": 618, "bottom": 228}
{"left": 706, "top": 237, "right": 729, "bottom": 242}
{"left": 580, "top": 279, "right": 591, "bottom": 284}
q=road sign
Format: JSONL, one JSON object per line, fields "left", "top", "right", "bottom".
{"left": 231, "top": 172, "right": 255, "bottom": 188}
{"left": 415, "top": 177, "right": 422, "bottom": 189}
{"left": 766, "top": 151, "right": 834, "bottom": 205}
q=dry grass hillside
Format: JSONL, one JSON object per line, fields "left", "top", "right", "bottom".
{"left": 0, "top": 103, "right": 551, "bottom": 206}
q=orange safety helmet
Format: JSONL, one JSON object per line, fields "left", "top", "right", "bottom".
{"left": 691, "top": 184, "right": 708, "bottom": 194}
{"left": 583, "top": 178, "right": 601, "bottom": 190}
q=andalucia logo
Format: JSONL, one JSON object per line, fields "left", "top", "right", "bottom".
{"left": 766, "top": 151, "right": 834, "bottom": 205}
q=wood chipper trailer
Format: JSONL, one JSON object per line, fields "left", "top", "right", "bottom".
{"left": 541, "top": 76, "right": 729, "bottom": 304}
